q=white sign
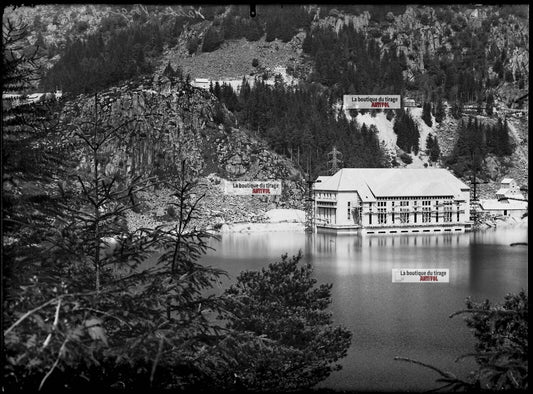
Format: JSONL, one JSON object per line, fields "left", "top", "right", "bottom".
{"left": 224, "top": 180, "right": 282, "bottom": 196}
{"left": 392, "top": 268, "right": 449, "bottom": 283}
{"left": 344, "top": 95, "right": 402, "bottom": 109}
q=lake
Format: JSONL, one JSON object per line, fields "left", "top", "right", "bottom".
{"left": 200, "top": 226, "right": 528, "bottom": 392}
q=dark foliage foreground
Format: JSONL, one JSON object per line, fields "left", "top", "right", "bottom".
{"left": 396, "top": 290, "right": 528, "bottom": 392}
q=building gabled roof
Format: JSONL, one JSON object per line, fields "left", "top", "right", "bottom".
{"left": 313, "top": 168, "right": 469, "bottom": 201}
{"left": 495, "top": 188, "right": 510, "bottom": 196}
{"left": 314, "top": 170, "right": 375, "bottom": 201}
{"left": 314, "top": 176, "right": 331, "bottom": 184}
{"left": 479, "top": 199, "right": 528, "bottom": 211}
{"left": 496, "top": 189, "right": 525, "bottom": 200}
{"left": 500, "top": 178, "right": 514, "bottom": 184}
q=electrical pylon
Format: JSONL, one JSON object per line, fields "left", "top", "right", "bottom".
{"left": 327, "top": 146, "right": 343, "bottom": 175}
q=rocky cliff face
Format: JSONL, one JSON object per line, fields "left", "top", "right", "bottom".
{"left": 314, "top": 5, "right": 529, "bottom": 90}
{"left": 314, "top": 8, "right": 371, "bottom": 33}
{"left": 60, "top": 75, "right": 306, "bottom": 230}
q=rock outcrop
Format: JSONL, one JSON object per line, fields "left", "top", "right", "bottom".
{"left": 60, "top": 75, "right": 306, "bottom": 231}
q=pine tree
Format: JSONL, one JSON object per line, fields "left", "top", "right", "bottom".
{"left": 213, "top": 81, "right": 222, "bottom": 100}
{"left": 435, "top": 98, "right": 446, "bottom": 123}
{"left": 219, "top": 253, "right": 352, "bottom": 391}
{"left": 426, "top": 135, "right": 441, "bottom": 162}
{"left": 239, "top": 76, "right": 251, "bottom": 103}
{"left": 485, "top": 93, "right": 495, "bottom": 116}
{"left": 394, "top": 111, "right": 420, "bottom": 154}
{"left": 451, "top": 101, "right": 463, "bottom": 119}
{"left": 495, "top": 119, "right": 513, "bottom": 156}
{"left": 162, "top": 61, "right": 177, "bottom": 79}
{"left": 422, "top": 102, "right": 433, "bottom": 127}
{"left": 3, "top": 18, "right": 73, "bottom": 245}
{"left": 202, "top": 26, "right": 224, "bottom": 52}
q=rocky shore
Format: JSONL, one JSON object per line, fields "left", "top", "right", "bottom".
{"left": 125, "top": 176, "right": 306, "bottom": 234}
{"left": 475, "top": 214, "right": 528, "bottom": 231}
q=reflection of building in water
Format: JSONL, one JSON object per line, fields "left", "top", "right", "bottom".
{"left": 365, "top": 234, "right": 467, "bottom": 248}
{"left": 312, "top": 232, "right": 471, "bottom": 282}
{"left": 478, "top": 178, "right": 528, "bottom": 219}
{"left": 313, "top": 168, "right": 472, "bottom": 235}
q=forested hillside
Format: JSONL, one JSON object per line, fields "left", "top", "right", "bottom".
{"left": 3, "top": 3, "right": 529, "bottom": 184}
{"left": 212, "top": 78, "right": 389, "bottom": 176}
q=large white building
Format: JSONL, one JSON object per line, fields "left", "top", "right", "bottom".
{"left": 313, "top": 168, "right": 472, "bottom": 235}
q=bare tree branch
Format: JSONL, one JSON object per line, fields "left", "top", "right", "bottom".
{"left": 38, "top": 338, "right": 68, "bottom": 391}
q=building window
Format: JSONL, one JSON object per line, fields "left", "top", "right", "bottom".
{"left": 400, "top": 200, "right": 409, "bottom": 207}
{"left": 354, "top": 207, "right": 362, "bottom": 224}
{"left": 378, "top": 201, "right": 386, "bottom": 207}
{"left": 378, "top": 208, "right": 387, "bottom": 224}
{"left": 400, "top": 212, "right": 409, "bottom": 224}
{"left": 422, "top": 207, "right": 431, "bottom": 223}
{"left": 369, "top": 213, "right": 372, "bottom": 225}
{"left": 323, "top": 208, "right": 336, "bottom": 224}
{"left": 422, "top": 200, "right": 431, "bottom": 206}
{"left": 348, "top": 201, "right": 351, "bottom": 220}
{"left": 443, "top": 203, "right": 452, "bottom": 223}
{"left": 414, "top": 212, "right": 417, "bottom": 223}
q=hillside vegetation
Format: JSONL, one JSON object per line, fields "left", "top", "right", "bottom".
{"left": 3, "top": 4, "right": 529, "bottom": 187}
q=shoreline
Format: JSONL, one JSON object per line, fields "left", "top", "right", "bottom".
{"left": 126, "top": 208, "right": 527, "bottom": 235}
{"left": 475, "top": 215, "right": 528, "bottom": 230}
{"left": 212, "top": 217, "right": 528, "bottom": 234}
{"left": 217, "top": 221, "right": 305, "bottom": 233}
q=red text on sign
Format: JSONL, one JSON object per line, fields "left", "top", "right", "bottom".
{"left": 419, "top": 276, "right": 438, "bottom": 281}
{"left": 252, "top": 188, "right": 271, "bottom": 194}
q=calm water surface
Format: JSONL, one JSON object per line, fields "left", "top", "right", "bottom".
{"left": 200, "top": 227, "right": 528, "bottom": 392}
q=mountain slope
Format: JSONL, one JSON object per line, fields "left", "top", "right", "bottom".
{"left": 4, "top": 4, "right": 528, "bottom": 201}
{"left": 60, "top": 76, "right": 306, "bottom": 230}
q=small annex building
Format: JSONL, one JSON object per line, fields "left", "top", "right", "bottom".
{"left": 192, "top": 78, "right": 210, "bottom": 89}
{"left": 313, "top": 168, "right": 471, "bottom": 235}
{"left": 478, "top": 178, "right": 527, "bottom": 219}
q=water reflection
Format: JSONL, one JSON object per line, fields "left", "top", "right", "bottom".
{"left": 310, "top": 232, "right": 472, "bottom": 288}
{"left": 468, "top": 228, "right": 528, "bottom": 294}
{"left": 201, "top": 227, "right": 528, "bottom": 391}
